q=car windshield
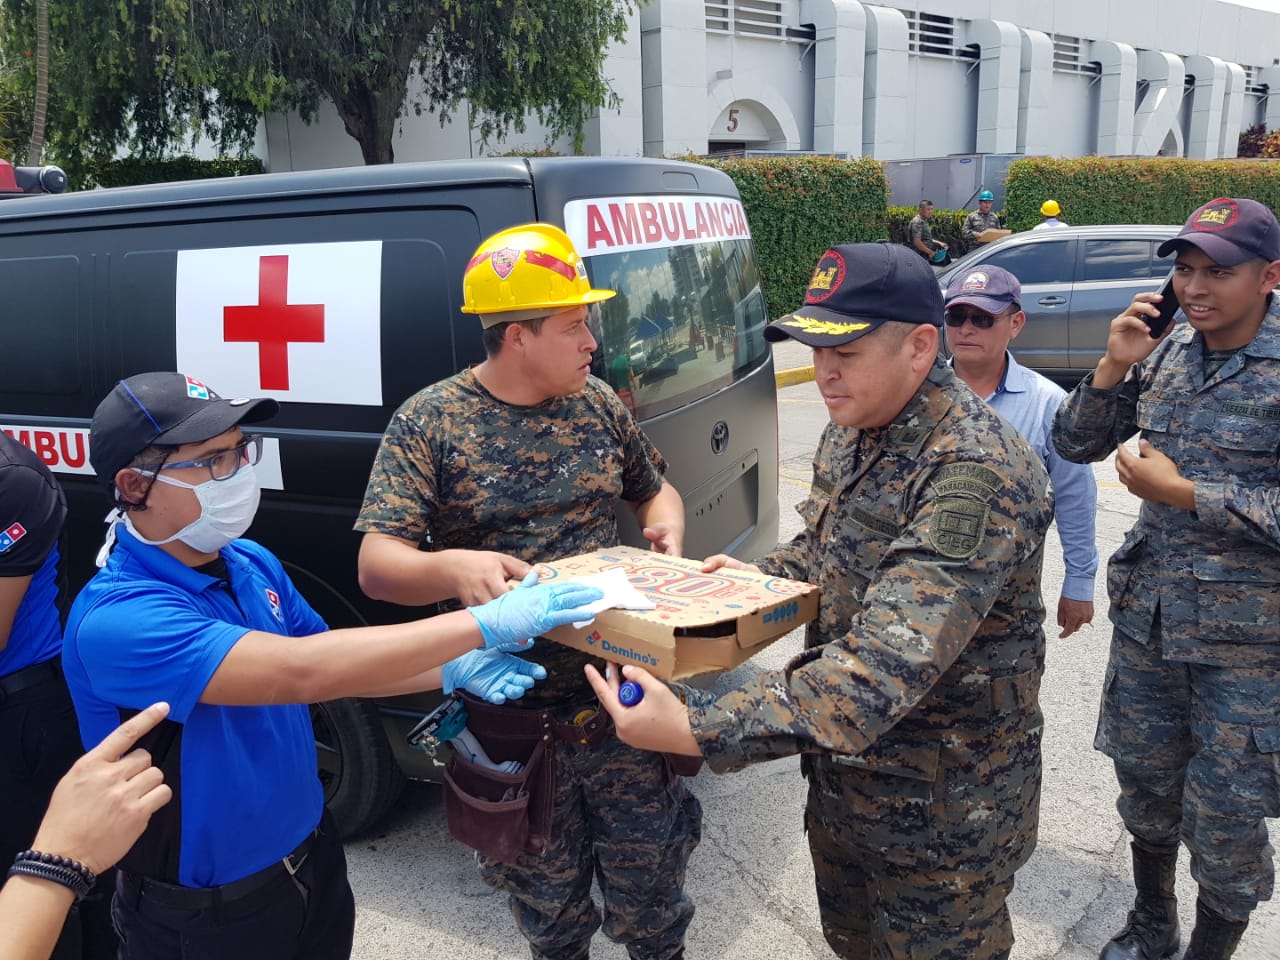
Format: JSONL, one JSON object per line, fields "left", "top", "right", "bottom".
{"left": 586, "top": 237, "right": 768, "bottom": 420}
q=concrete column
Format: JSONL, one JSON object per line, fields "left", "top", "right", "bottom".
{"left": 1094, "top": 40, "right": 1138, "bottom": 156}
{"left": 1261, "top": 66, "right": 1280, "bottom": 132}
{"left": 1133, "top": 50, "right": 1185, "bottom": 157}
{"left": 1017, "top": 29, "right": 1054, "bottom": 155}
{"left": 801, "top": 0, "right": 865, "bottom": 156}
{"left": 584, "top": 7, "right": 643, "bottom": 155}
{"left": 862, "top": 3, "right": 909, "bottom": 159}
{"left": 1218, "top": 61, "right": 1246, "bottom": 159}
{"left": 969, "top": 19, "right": 1022, "bottom": 155}
{"left": 1185, "top": 55, "right": 1228, "bottom": 159}
{"left": 639, "top": 0, "right": 707, "bottom": 156}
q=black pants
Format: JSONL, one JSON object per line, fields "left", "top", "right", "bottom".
{"left": 0, "top": 659, "right": 117, "bottom": 960}
{"left": 112, "top": 810, "right": 355, "bottom": 960}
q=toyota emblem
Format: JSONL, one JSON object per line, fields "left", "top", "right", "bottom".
{"left": 710, "top": 420, "right": 729, "bottom": 455}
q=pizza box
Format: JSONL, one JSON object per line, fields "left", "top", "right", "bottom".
{"left": 534, "top": 546, "right": 818, "bottom": 681}
{"left": 976, "top": 227, "right": 1012, "bottom": 243}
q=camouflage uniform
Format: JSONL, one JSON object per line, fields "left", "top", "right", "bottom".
{"left": 1052, "top": 299, "right": 1280, "bottom": 923}
{"left": 962, "top": 209, "right": 1003, "bottom": 245}
{"left": 357, "top": 370, "right": 700, "bottom": 960}
{"left": 908, "top": 215, "right": 939, "bottom": 258}
{"left": 688, "top": 362, "right": 1053, "bottom": 960}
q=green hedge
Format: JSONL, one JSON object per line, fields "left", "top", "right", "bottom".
{"left": 1004, "top": 156, "right": 1280, "bottom": 230}
{"left": 691, "top": 156, "right": 888, "bottom": 319}
{"left": 81, "top": 156, "right": 265, "bottom": 189}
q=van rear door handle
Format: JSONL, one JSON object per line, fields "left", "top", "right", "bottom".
{"left": 1037, "top": 296, "right": 1067, "bottom": 306}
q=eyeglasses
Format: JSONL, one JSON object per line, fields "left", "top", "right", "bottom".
{"left": 944, "top": 307, "right": 1014, "bottom": 329}
{"left": 138, "top": 436, "right": 264, "bottom": 482}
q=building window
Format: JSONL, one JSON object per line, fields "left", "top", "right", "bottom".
{"left": 901, "top": 10, "right": 977, "bottom": 61}
{"left": 1242, "top": 65, "right": 1268, "bottom": 95}
{"left": 706, "top": 1, "right": 815, "bottom": 42}
{"left": 1052, "top": 34, "right": 1101, "bottom": 75}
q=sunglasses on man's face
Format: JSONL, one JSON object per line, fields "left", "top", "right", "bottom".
{"left": 943, "top": 307, "right": 1009, "bottom": 329}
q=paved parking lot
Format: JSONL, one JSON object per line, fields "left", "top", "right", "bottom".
{"left": 345, "top": 348, "right": 1279, "bottom": 960}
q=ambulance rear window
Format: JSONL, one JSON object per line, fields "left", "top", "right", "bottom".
{"left": 587, "top": 238, "right": 767, "bottom": 421}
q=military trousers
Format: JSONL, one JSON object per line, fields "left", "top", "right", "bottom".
{"left": 803, "top": 741, "right": 1041, "bottom": 960}
{"left": 478, "top": 728, "right": 701, "bottom": 960}
{"left": 1096, "top": 625, "right": 1280, "bottom": 922}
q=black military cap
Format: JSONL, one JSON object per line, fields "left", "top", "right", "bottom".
{"left": 765, "top": 242, "right": 943, "bottom": 348}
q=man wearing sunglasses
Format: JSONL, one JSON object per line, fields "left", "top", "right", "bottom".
{"left": 944, "top": 267, "right": 1099, "bottom": 639}
{"left": 57, "top": 371, "right": 602, "bottom": 960}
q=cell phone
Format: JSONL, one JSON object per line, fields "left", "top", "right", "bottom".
{"left": 1146, "top": 272, "right": 1180, "bottom": 338}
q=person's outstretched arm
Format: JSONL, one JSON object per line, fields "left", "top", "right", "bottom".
{"left": 0, "top": 703, "right": 172, "bottom": 960}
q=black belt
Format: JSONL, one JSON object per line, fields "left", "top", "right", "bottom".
{"left": 0, "top": 657, "right": 62, "bottom": 703}
{"left": 120, "top": 830, "right": 315, "bottom": 911}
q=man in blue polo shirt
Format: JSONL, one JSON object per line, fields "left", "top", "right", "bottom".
{"left": 61, "top": 372, "right": 602, "bottom": 960}
{"left": 1, "top": 431, "right": 116, "bottom": 959}
{"left": 944, "top": 265, "right": 1099, "bottom": 638}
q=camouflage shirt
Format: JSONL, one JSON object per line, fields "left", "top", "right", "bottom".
{"left": 908, "top": 215, "right": 937, "bottom": 254}
{"left": 962, "top": 210, "right": 1003, "bottom": 244}
{"left": 357, "top": 370, "right": 668, "bottom": 704}
{"left": 688, "top": 362, "right": 1052, "bottom": 776}
{"left": 1052, "top": 298, "right": 1280, "bottom": 667}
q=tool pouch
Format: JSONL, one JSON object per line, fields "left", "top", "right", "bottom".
{"left": 442, "top": 695, "right": 556, "bottom": 863}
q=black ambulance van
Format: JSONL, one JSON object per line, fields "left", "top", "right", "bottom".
{"left": 0, "top": 156, "right": 781, "bottom": 836}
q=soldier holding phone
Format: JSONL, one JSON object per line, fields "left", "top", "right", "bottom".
{"left": 1052, "top": 198, "right": 1280, "bottom": 960}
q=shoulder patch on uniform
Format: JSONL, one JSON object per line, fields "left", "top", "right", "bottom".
{"left": 929, "top": 497, "right": 990, "bottom": 559}
{"left": 929, "top": 462, "right": 1005, "bottom": 499}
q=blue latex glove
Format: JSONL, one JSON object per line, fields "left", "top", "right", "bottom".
{"left": 468, "top": 570, "right": 605, "bottom": 652}
{"left": 440, "top": 649, "right": 549, "bottom": 704}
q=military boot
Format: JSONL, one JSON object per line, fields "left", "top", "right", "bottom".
{"left": 1182, "top": 898, "right": 1248, "bottom": 960}
{"left": 1099, "top": 839, "right": 1180, "bottom": 960}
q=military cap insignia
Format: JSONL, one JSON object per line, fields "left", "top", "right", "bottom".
{"left": 1193, "top": 199, "right": 1238, "bottom": 231}
{"left": 929, "top": 497, "right": 989, "bottom": 559}
{"left": 805, "top": 249, "right": 847, "bottom": 303}
{"left": 779, "top": 316, "right": 871, "bottom": 336}
{"left": 489, "top": 247, "right": 519, "bottom": 279}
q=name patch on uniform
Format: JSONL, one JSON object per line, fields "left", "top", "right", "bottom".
{"left": 1219, "top": 401, "right": 1280, "bottom": 422}
{"left": 929, "top": 498, "right": 989, "bottom": 559}
{"left": 929, "top": 462, "right": 1004, "bottom": 499}
{"left": 847, "top": 507, "right": 902, "bottom": 540}
{"left": 811, "top": 473, "right": 835, "bottom": 496}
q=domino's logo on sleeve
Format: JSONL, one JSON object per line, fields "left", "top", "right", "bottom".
{"left": 0, "top": 522, "right": 27, "bottom": 553}
{"left": 265, "top": 588, "right": 284, "bottom": 622}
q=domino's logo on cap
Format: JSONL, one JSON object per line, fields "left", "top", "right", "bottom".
{"left": 185, "top": 376, "right": 211, "bottom": 400}
{"left": 0, "top": 521, "right": 28, "bottom": 553}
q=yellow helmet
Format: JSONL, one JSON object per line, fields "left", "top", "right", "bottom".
{"left": 461, "top": 223, "right": 615, "bottom": 327}
{"left": 1041, "top": 199, "right": 1061, "bottom": 217}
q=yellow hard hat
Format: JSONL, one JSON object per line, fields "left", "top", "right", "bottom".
{"left": 1041, "top": 199, "right": 1061, "bottom": 217}
{"left": 461, "top": 223, "right": 615, "bottom": 327}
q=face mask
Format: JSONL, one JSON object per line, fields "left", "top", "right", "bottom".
{"left": 123, "top": 464, "right": 261, "bottom": 554}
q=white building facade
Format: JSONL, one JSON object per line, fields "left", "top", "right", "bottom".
{"left": 263, "top": 0, "right": 1280, "bottom": 171}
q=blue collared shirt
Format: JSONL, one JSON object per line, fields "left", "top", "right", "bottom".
{"left": 972, "top": 353, "right": 1099, "bottom": 601}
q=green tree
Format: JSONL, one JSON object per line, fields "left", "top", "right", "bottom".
{"left": 221, "top": 0, "right": 637, "bottom": 164}
{"left": 2, "top": 0, "right": 636, "bottom": 171}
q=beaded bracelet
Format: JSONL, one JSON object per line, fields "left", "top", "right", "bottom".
{"left": 8, "top": 850, "right": 96, "bottom": 899}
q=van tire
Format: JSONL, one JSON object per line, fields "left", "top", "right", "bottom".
{"left": 311, "top": 697, "right": 405, "bottom": 839}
